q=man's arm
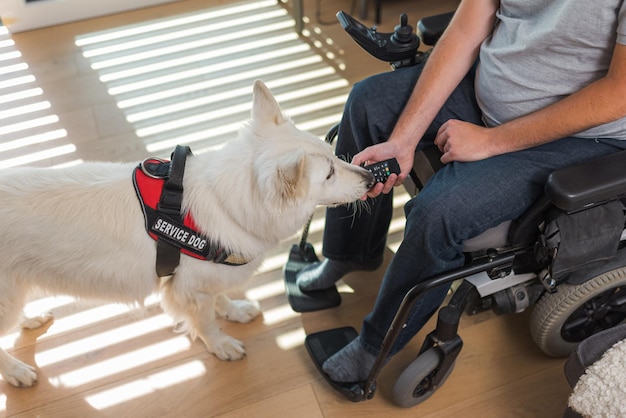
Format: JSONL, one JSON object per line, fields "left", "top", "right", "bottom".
{"left": 352, "top": 0, "right": 500, "bottom": 195}
{"left": 436, "top": 42, "right": 626, "bottom": 163}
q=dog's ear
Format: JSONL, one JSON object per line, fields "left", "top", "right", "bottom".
{"left": 256, "top": 150, "right": 307, "bottom": 203}
{"left": 252, "top": 80, "right": 285, "bottom": 125}
{"left": 276, "top": 151, "right": 307, "bottom": 201}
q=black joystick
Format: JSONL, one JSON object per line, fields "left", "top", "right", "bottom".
{"left": 391, "top": 13, "right": 414, "bottom": 44}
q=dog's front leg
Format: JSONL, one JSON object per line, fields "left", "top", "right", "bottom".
{"left": 0, "top": 348, "right": 37, "bottom": 387}
{"left": 180, "top": 292, "right": 247, "bottom": 361}
{"left": 166, "top": 286, "right": 246, "bottom": 360}
{"left": 215, "top": 294, "right": 261, "bottom": 323}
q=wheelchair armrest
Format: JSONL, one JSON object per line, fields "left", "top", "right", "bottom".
{"left": 406, "top": 146, "right": 445, "bottom": 194}
{"left": 417, "top": 11, "right": 454, "bottom": 46}
{"left": 545, "top": 149, "right": 626, "bottom": 212}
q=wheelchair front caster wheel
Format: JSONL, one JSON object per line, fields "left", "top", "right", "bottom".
{"left": 392, "top": 348, "right": 455, "bottom": 408}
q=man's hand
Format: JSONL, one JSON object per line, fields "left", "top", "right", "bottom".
{"left": 435, "top": 119, "right": 499, "bottom": 163}
{"left": 352, "top": 142, "right": 414, "bottom": 199}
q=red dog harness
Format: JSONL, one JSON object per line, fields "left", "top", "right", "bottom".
{"left": 133, "top": 146, "right": 249, "bottom": 277}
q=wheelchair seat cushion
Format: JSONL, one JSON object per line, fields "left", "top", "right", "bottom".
{"left": 462, "top": 221, "right": 511, "bottom": 252}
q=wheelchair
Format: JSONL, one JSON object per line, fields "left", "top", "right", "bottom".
{"left": 283, "top": 11, "right": 626, "bottom": 408}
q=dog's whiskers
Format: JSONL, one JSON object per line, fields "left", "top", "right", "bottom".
{"left": 337, "top": 200, "right": 371, "bottom": 228}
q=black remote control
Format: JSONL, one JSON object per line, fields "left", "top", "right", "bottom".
{"left": 363, "top": 158, "right": 400, "bottom": 183}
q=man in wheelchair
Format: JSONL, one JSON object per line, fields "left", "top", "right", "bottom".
{"left": 295, "top": 0, "right": 626, "bottom": 388}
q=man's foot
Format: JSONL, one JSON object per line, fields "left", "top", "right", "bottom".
{"left": 296, "top": 257, "right": 382, "bottom": 292}
{"left": 322, "top": 337, "right": 377, "bottom": 382}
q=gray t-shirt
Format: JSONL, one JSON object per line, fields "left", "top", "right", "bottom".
{"left": 475, "top": 0, "right": 626, "bottom": 139}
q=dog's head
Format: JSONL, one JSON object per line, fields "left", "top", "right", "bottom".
{"left": 247, "top": 80, "right": 375, "bottom": 209}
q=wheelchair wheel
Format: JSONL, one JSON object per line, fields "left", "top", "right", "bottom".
{"left": 530, "top": 265, "right": 626, "bottom": 357}
{"left": 392, "top": 348, "right": 455, "bottom": 408}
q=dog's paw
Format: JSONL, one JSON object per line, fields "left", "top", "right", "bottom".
{"left": 207, "top": 335, "right": 246, "bottom": 361}
{"left": 20, "top": 312, "right": 53, "bottom": 330}
{"left": 1, "top": 357, "right": 37, "bottom": 387}
{"left": 216, "top": 298, "right": 261, "bottom": 323}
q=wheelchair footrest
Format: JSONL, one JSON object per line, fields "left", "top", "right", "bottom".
{"left": 283, "top": 243, "right": 341, "bottom": 312}
{"left": 305, "top": 327, "right": 373, "bottom": 402}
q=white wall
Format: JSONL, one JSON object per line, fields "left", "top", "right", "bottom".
{"left": 0, "top": 0, "right": 180, "bottom": 33}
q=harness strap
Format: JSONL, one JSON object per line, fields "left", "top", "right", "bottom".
{"left": 156, "top": 145, "right": 192, "bottom": 278}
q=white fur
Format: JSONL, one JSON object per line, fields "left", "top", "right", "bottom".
{"left": 0, "top": 80, "right": 375, "bottom": 387}
{"left": 569, "top": 338, "right": 626, "bottom": 417}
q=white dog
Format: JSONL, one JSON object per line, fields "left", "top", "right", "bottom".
{"left": 0, "top": 80, "right": 375, "bottom": 387}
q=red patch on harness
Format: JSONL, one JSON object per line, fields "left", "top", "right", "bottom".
{"left": 133, "top": 159, "right": 210, "bottom": 261}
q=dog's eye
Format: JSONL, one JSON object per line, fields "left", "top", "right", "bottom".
{"left": 326, "top": 165, "right": 335, "bottom": 180}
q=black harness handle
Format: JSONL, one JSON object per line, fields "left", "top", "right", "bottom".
{"left": 155, "top": 145, "right": 192, "bottom": 277}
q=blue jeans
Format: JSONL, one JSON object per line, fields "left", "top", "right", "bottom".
{"left": 322, "top": 62, "right": 626, "bottom": 357}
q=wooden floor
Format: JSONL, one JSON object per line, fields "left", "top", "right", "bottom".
{"left": 0, "top": 0, "right": 573, "bottom": 416}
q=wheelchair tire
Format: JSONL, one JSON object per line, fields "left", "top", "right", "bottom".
{"left": 392, "top": 348, "right": 455, "bottom": 408}
{"left": 530, "top": 265, "right": 626, "bottom": 357}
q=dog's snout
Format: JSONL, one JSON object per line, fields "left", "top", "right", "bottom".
{"left": 364, "top": 170, "right": 375, "bottom": 189}
{"left": 354, "top": 165, "right": 375, "bottom": 188}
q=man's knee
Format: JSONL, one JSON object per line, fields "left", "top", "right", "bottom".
{"left": 404, "top": 191, "right": 478, "bottom": 246}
